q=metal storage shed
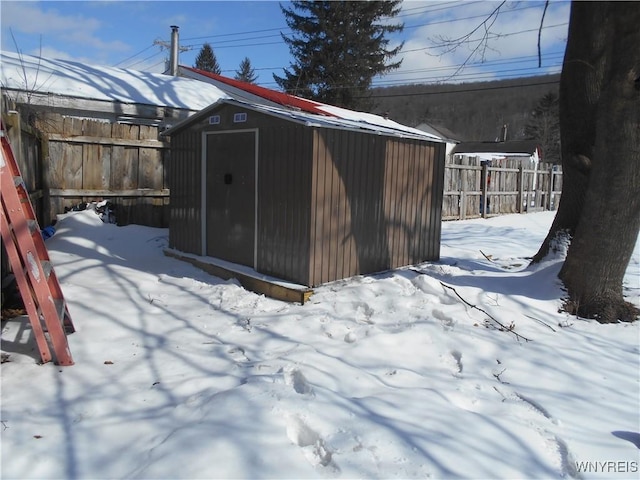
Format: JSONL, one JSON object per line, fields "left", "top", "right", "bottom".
{"left": 163, "top": 98, "right": 445, "bottom": 289}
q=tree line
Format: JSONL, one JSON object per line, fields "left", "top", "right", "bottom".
{"left": 194, "top": 43, "right": 257, "bottom": 83}
{"left": 370, "top": 75, "right": 560, "bottom": 149}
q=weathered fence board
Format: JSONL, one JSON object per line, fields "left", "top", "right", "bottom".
{"left": 6, "top": 109, "right": 562, "bottom": 229}
{"left": 443, "top": 156, "right": 562, "bottom": 220}
{"left": 37, "top": 113, "right": 170, "bottom": 226}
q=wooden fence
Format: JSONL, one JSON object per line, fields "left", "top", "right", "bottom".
{"left": 442, "top": 157, "right": 563, "bottom": 220}
{"left": 6, "top": 112, "right": 562, "bottom": 228}
{"left": 11, "top": 112, "right": 170, "bottom": 227}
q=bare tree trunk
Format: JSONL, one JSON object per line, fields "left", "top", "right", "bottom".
{"left": 533, "top": 2, "right": 640, "bottom": 322}
{"left": 531, "top": 2, "right": 606, "bottom": 262}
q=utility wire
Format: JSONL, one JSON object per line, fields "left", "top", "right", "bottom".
{"left": 112, "top": 1, "right": 566, "bottom": 88}
{"left": 367, "top": 80, "right": 560, "bottom": 98}
{"left": 112, "top": 44, "right": 156, "bottom": 67}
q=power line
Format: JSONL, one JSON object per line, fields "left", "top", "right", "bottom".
{"left": 368, "top": 79, "right": 560, "bottom": 98}
{"left": 114, "top": 2, "right": 566, "bottom": 85}
{"left": 400, "top": 22, "right": 567, "bottom": 55}
{"left": 112, "top": 44, "right": 156, "bottom": 67}
{"left": 182, "top": 27, "right": 287, "bottom": 42}
{"left": 161, "top": 2, "right": 559, "bottom": 53}
{"left": 398, "top": 1, "right": 483, "bottom": 18}
{"left": 384, "top": 51, "right": 565, "bottom": 76}
{"left": 403, "top": 2, "right": 554, "bottom": 31}
{"left": 123, "top": 50, "right": 164, "bottom": 69}
{"left": 372, "top": 69, "right": 562, "bottom": 87}
{"left": 183, "top": 40, "right": 283, "bottom": 51}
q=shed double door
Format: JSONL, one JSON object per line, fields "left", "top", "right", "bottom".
{"left": 205, "top": 131, "right": 256, "bottom": 267}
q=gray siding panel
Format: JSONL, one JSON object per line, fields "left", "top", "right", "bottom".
{"left": 310, "top": 129, "right": 390, "bottom": 286}
{"left": 257, "top": 123, "right": 313, "bottom": 286}
{"left": 309, "top": 131, "right": 444, "bottom": 286}
{"left": 168, "top": 101, "right": 445, "bottom": 288}
{"left": 169, "top": 131, "right": 202, "bottom": 255}
{"left": 431, "top": 141, "right": 446, "bottom": 259}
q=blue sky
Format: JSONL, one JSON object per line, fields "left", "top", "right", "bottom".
{"left": 1, "top": 1, "right": 570, "bottom": 88}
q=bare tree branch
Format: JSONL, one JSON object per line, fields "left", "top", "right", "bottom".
{"left": 538, "top": 1, "right": 550, "bottom": 68}
{"left": 428, "top": 1, "right": 506, "bottom": 81}
{"left": 439, "top": 281, "right": 531, "bottom": 342}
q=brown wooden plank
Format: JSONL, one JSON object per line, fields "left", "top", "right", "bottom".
{"left": 8, "top": 91, "right": 193, "bottom": 120}
{"left": 47, "top": 134, "right": 167, "bottom": 149}
{"left": 49, "top": 189, "right": 169, "bottom": 197}
{"left": 53, "top": 143, "right": 83, "bottom": 189}
{"left": 63, "top": 117, "right": 84, "bottom": 136}
{"left": 82, "top": 143, "right": 110, "bottom": 190}
{"left": 309, "top": 129, "right": 324, "bottom": 286}
{"left": 138, "top": 147, "right": 163, "bottom": 189}
{"left": 41, "top": 112, "right": 64, "bottom": 134}
{"left": 164, "top": 250, "right": 313, "bottom": 304}
{"left": 111, "top": 146, "right": 139, "bottom": 189}
{"left": 138, "top": 124, "right": 159, "bottom": 141}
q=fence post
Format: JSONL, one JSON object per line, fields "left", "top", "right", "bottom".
{"left": 460, "top": 167, "right": 467, "bottom": 220}
{"left": 481, "top": 162, "right": 489, "bottom": 219}
{"left": 517, "top": 165, "right": 524, "bottom": 213}
{"left": 546, "top": 164, "right": 554, "bottom": 210}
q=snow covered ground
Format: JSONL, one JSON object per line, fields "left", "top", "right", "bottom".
{"left": 1, "top": 210, "right": 638, "bottom": 479}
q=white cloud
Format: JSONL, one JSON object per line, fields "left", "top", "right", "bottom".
{"left": 386, "top": 0, "right": 569, "bottom": 85}
{"left": 2, "top": 2, "right": 99, "bottom": 35}
{"left": 1, "top": 2, "right": 131, "bottom": 59}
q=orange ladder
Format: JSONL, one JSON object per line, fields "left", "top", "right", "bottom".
{"left": 1, "top": 124, "right": 75, "bottom": 365}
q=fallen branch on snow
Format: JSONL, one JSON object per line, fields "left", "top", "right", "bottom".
{"left": 524, "top": 314, "right": 557, "bottom": 332}
{"left": 439, "top": 281, "right": 531, "bottom": 342}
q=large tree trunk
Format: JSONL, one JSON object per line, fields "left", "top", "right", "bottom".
{"left": 532, "top": 2, "right": 640, "bottom": 322}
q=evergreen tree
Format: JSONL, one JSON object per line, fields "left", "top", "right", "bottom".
{"left": 274, "top": 0, "right": 403, "bottom": 110}
{"left": 524, "top": 92, "right": 560, "bottom": 163}
{"left": 235, "top": 57, "right": 258, "bottom": 83}
{"left": 194, "top": 43, "right": 221, "bottom": 74}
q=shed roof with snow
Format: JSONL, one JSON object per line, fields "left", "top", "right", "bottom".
{"left": 0, "top": 51, "right": 230, "bottom": 123}
{"left": 163, "top": 78, "right": 446, "bottom": 287}
{"left": 451, "top": 140, "right": 542, "bottom": 162}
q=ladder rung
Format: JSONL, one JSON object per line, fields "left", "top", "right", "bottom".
{"left": 2, "top": 121, "right": 75, "bottom": 365}
{"left": 2, "top": 274, "right": 16, "bottom": 290}
{"left": 38, "top": 300, "right": 70, "bottom": 330}
{"left": 53, "top": 299, "right": 74, "bottom": 333}
{"left": 41, "top": 260, "right": 53, "bottom": 279}
{"left": 54, "top": 298, "right": 65, "bottom": 320}
{"left": 27, "top": 219, "right": 39, "bottom": 234}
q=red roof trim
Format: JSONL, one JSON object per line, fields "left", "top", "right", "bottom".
{"left": 182, "top": 66, "right": 335, "bottom": 117}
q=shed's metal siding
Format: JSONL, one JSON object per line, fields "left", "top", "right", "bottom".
{"left": 384, "top": 137, "right": 445, "bottom": 268}
{"left": 169, "top": 104, "right": 315, "bottom": 286}
{"left": 168, "top": 130, "right": 202, "bottom": 255}
{"left": 257, "top": 122, "right": 314, "bottom": 286}
{"left": 169, "top": 101, "right": 445, "bottom": 289}
{"left": 309, "top": 129, "right": 389, "bottom": 286}
{"left": 308, "top": 129, "right": 445, "bottom": 287}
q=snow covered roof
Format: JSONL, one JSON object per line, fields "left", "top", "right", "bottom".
{"left": 415, "top": 123, "right": 460, "bottom": 143}
{"left": 451, "top": 140, "right": 540, "bottom": 157}
{"left": 0, "top": 51, "right": 442, "bottom": 142}
{"left": 163, "top": 96, "right": 443, "bottom": 142}
{"left": 180, "top": 67, "right": 443, "bottom": 142}
{"left": 180, "top": 66, "right": 333, "bottom": 117}
{"left": 0, "top": 51, "right": 229, "bottom": 111}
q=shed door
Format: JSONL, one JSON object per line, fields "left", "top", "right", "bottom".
{"left": 205, "top": 131, "right": 256, "bottom": 267}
